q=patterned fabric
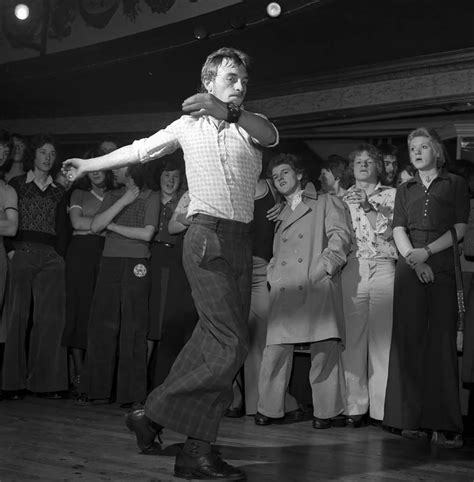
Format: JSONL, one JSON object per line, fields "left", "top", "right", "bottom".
{"left": 345, "top": 183, "right": 397, "bottom": 260}
{"left": 289, "top": 189, "right": 304, "bottom": 211}
{"left": 25, "top": 170, "right": 56, "bottom": 191}
{"left": 98, "top": 188, "right": 160, "bottom": 259}
{"left": 9, "top": 174, "right": 65, "bottom": 248}
{"left": 133, "top": 114, "right": 278, "bottom": 223}
{"left": 145, "top": 215, "right": 253, "bottom": 442}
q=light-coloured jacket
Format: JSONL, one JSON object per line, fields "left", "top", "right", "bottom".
{"left": 266, "top": 182, "right": 352, "bottom": 345}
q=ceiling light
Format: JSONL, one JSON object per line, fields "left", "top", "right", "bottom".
{"left": 266, "top": 2, "right": 281, "bottom": 18}
{"left": 14, "top": 3, "right": 29, "bottom": 21}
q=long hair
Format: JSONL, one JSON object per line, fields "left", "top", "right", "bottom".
{"left": 347, "top": 143, "right": 384, "bottom": 183}
{"left": 25, "top": 133, "right": 59, "bottom": 173}
{"left": 72, "top": 147, "right": 115, "bottom": 192}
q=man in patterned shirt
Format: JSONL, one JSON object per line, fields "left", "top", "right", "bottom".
{"left": 341, "top": 143, "right": 397, "bottom": 428}
{"left": 64, "top": 47, "right": 278, "bottom": 480}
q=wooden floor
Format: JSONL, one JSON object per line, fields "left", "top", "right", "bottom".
{"left": 1, "top": 397, "right": 473, "bottom": 481}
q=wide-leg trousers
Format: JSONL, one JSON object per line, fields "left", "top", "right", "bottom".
{"left": 145, "top": 214, "right": 252, "bottom": 442}
{"left": 341, "top": 257, "right": 395, "bottom": 420}
{"left": 257, "top": 340, "right": 344, "bottom": 419}
{"left": 384, "top": 256, "right": 463, "bottom": 433}
{"left": 81, "top": 257, "right": 150, "bottom": 404}
{"left": 2, "top": 244, "right": 68, "bottom": 392}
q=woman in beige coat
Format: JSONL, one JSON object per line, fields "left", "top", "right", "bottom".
{"left": 256, "top": 153, "right": 352, "bottom": 429}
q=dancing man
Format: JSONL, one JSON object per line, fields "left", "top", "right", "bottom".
{"left": 63, "top": 47, "right": 278, "bottom": 481}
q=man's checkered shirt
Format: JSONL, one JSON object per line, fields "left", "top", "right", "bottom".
{"left": 133, "top": 114, "right": 278, "bottom": 223}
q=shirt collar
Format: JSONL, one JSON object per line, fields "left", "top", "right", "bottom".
{"left": 348, "top": 182, "right": 390, "bottom": 194}
{"left": 407, "top": 168, "right": 449, "bottom": 186}
{"left": 25, "top": 170, "right": 56, "bottom": 189}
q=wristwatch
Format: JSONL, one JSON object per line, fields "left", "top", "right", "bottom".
{"left": 424, "top": 245, "right": 433, "bottom": 257}
{"left": 226, "top": 102, "right": 242, "bottom": 123}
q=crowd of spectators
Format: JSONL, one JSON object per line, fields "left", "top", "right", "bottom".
{"left": 0, "top": 126, "right": 473, "bottom": 450}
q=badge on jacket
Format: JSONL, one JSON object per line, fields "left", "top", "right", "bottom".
{"left": 133, "top": 263, "right": 147, "bottom": 277}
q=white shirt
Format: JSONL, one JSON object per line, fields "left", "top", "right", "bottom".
{"left": 133, "top": 114, "right": 278, "bottom": 223}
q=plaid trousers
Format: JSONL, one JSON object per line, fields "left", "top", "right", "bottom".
{"left": 145, "top": 214, "right": 252, "bottom": 442}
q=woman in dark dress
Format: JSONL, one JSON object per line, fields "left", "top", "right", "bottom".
{"left": 384, "top": 127, "right": 470, "bottom": 448}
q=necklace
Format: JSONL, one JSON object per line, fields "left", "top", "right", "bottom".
{"left": 421, "top": 173, "right": 437, "bottom": 186}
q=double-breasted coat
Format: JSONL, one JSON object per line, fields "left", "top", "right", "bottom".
{"left": 266, "top": 182, "right": 352, "bottom": 346}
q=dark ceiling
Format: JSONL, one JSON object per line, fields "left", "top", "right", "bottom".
{"left": 2, "top": 0, "right": 474, "bottom": 121}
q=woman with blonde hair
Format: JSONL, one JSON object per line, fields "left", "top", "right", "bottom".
{"left": 384, "top": 127, "right": 470, "bottom": 448}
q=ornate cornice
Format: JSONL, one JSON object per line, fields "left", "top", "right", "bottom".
{"left": 250, "top": 47, "right": 474, "bottom": 99}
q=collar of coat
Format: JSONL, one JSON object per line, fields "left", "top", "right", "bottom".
{"left": 276, "top": 182, "right": 319, "bottom": 230}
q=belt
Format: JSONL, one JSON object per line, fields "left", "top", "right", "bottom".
{"left": 191, "top": 213, "right": 252, "bottom": 234}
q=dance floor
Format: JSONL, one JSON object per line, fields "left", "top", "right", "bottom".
{"left": 0, "top": 396, "right": 473, "bottom": 481}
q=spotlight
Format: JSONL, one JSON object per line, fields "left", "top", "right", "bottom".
{"left": 14, "top": 3, "right": 30, "bottom": 21}
{"left": 193, "top": 25, "right": 208, "bottom": 40}
{"left": 266, "top": 2, "right": 281, "bottom": 18}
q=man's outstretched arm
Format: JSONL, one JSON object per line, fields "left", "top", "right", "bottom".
{"left": 62, "top": 144, "right": 140, "bottom": 181}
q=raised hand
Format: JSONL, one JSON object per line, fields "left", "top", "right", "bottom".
{"left": 343, "top": 188, "right": 369, "bottom": 209}
{"left": 182, "top": 93, "right": 228, "bottom": 121}
{"left": 122, "top": 185, "right": 140, "bottom": 205}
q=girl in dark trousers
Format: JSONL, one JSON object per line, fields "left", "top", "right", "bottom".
{"left": 2, "top": 134, "right": 69, "bottom": 398}
{"left": 384, "top": 127, "right": 470, "bottom": 448}
{"left": 78, "top": 164, "right": 160, "bottom": 407}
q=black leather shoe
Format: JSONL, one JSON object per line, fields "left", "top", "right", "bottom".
{"left": 346, "top": 414, "right": 366, "bottom": 428}
{"left": 255, "top": 409, "right": 310, "bottom": 426}
{"left": 369, "top": 417, "right": 382, "bottom": 428}
{"left": 3, "top": 390, "right": 25, "bottom": 400}
{"left": 225, "top": 407, "right": 245, "bottom": 418}
{"left": 313, "top": 414, "right": 347, "bottom": 429}
{"left": 125, "top": 409, "right": 163, "bottom": 455}
{"left": 282, "top": 408, "right": 312, "bottom": 424}
{"left": 254, "top": 411, "right": 283, "bottom": 425}
{"left": 174, "top": 448, "right": 245, "bottom": 480}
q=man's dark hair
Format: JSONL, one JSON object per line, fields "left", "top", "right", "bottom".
{"left": 379, "top": 143, "right": 399, "bottom": 158}
{"left": 321, "top": 154, "right": 350, "bottom": 189}
{"left": 126, "top": 163, "right": 147, "bottom": 190}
